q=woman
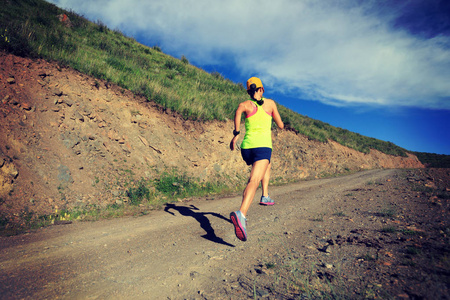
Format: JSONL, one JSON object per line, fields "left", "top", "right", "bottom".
{"left": 230, "top": 77, "right": 284, "bottom": 241}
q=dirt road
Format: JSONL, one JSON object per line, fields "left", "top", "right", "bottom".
{"left": 1, "top": 169, "right": 449, "bottom": 300}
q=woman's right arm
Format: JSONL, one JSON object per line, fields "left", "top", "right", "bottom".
{"left": 234, "top": 102, "right": 246, "bottom": 132}
{"left": 230, "top": 102, "right": 247, "bottom": 150}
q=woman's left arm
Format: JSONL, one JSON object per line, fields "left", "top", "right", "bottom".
{"left": 270, "top": 100, "right": 284, "bottom": 129}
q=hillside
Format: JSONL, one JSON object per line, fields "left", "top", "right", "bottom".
{"left": 0, "top": 52, "right": 423, "bottom": 231}
{"left": 1, "top": 0, "right": 411, "bottom": 156}
{"left": 0, "top": 0, "right": 428, "bottom": 231}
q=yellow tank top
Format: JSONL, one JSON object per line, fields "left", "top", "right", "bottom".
{"left": 241, "top": 100, "right": 273, "bottom": 149}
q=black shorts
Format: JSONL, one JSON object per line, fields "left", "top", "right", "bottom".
{"left": 241, "top": 147, "right": 272, "bottom": 166}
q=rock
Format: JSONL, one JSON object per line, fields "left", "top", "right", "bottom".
{"left": 138, "top": 135, "right": 149, "bottom": 146}
{"left": 1, "top": 161, "right": 19, "bottom": 179}
{"left": 323, "top": 263, "right": 333, "bottom": 269}
{"left": 256, "top": 289, "right": 269, "bottom": 297}
{"left": 73, "top": 111, "right": 84, "bottom": 122}
{"left": 53, "top": 90, "right": 64, "bottom": 97}
{"left": 425, "top": 181, "right": 437, "bottom": 189}
{"left": 58, "top": 14, "right": 72, "bottom": 27}
{"left": 7, "top": 77, "right": 15, "bottom": 84}
{"left": 61, "top": 132, "right": 81, "bottom": 149}
{"left": 57, "top": 165, "right": 73, "bottom": 184}
{"left": 21, "top": 102, "right": 32, "bottom": 110}
{"left": 62, "top": 98, "right": 74, "bottom": 107}
{"left": 108, "top": 130, "right": 121, "bottom": 141}
{"left": 318, "top": 245, "right": 332, "bottom": 253}
{"left": 0, "top": 160, "right": 19, "bottom": 198}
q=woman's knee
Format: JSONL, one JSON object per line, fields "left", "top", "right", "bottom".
{"left": 247, "top": 176, "right": 263, "bottom": 185}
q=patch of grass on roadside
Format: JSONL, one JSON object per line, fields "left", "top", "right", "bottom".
{"left": 437, "top": 191, "right": 450, "bottom": 199}
{"left": 376, "top": 205, "right": 397, "bottom": 218}
{"left": 411, "top": 184, "right": 435, "bottom": 194}
{"left": 1, "top": 168, "right": 237, "bottom": 235}
{"left": 153, "top": 169, "right": 231, "bottom": 200}
{"left": 126, "top": 178, "right": 153, "bottom": 205}
{"left": 401, "top": 229, "right": 423, "bottom": 236}
{"left": 332, "top": 211, "right": 346, "bottom": 217}
{"left": 268, "top": 248, "right": 348, "bottom": 299}
{"left": 367, "top": 180, "right": 383, "bottom": 186}
{"left": 405, "top": 246, "right": 422, "bottom": 255}
{"left": 380, "top": 226, "right": 397, "bottom": 233}
{"left": 311, "top": 213, "right": 325, "bottom": 222}
{"left": 360, "top": 252, "right": 378, "bottom": 262}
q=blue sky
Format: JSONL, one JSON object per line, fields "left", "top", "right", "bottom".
{"left": 48, "top": 0, "right": 450, "bottom": 155}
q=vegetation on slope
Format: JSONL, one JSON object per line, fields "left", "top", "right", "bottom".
{"left": 1, "top": 0, "right": 409, "bottom": 156}
{"left": 413, "top": 152, "right": 450, "bottom": 168}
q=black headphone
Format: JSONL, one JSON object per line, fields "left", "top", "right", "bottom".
{"left": 249, "top": 83, "right": 264, "bottom": 105}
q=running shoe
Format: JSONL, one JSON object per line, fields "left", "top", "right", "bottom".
{"left": 259, "top": 195, "right": 275, "bottom": 206}
{"left": 230, "top": 211, "right": 247, "bottom": 241}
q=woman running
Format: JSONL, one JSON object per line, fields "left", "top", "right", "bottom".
{"left": 230, "top": 77, "right": 284, "bottom": 241}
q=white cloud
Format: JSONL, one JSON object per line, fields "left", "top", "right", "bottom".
{"left": 48, "top": 0, "right": 450, "bottom": 109}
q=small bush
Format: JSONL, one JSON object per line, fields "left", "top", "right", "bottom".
{"left": 127, "top": 179, "right": 152, "bottom": 205}
{"left": 181, "top": 55, "right": 189, "bottom": 64}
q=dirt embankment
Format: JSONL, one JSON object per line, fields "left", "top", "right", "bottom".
{"left": 0, "top": 52, "right": 424, "bottom": 224}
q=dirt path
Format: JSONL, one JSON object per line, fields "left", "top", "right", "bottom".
{"left": 1, "top": 169, "right": 449, "bottom": 300}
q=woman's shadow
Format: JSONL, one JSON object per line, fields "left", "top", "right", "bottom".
{"left": 164, "top": 203, "right": 235, "bottom": 247}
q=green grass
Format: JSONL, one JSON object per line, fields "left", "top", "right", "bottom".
{"left": 380, "top": 226, "right": 397, "bottom": 233}
{"left": 332, "top": 211, "right": 346, "bottom": 217}
{"left": 265, "top": 238, "right": 351, "bottom": 299}
{"left": 311, "top": 213, "right": 325, "bottom": 222}
{"left": 376, "top": 206, "right": 396, "bottom": 218}
{"left": 128, "top": 169, "right": 232, "bottom": 204}
{"left": 0, "top": 167, "right": 234, "bottom": 235}
{"left": 0, "top": 0, "right": 412, "bottom": 157}
{"left": 126, "top": 179, "right": 153, "bottom": 205}
{"left": 413, "top": 151, "right": 450, "bottom": 168}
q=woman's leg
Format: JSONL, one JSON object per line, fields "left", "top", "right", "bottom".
{"left": 239, "top": 159, "right": 270, "bottom": 216}
{"left": 261, "top": 162, "right": 271, "bottom": 197}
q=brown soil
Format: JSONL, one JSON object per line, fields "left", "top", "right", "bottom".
{"left": 1, "top": 52, "right": 448, "bottom": 299}
{"left": 0, "top": 168, "right": 449, "bottom": 299}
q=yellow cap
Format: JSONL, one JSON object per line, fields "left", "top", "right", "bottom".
{"left": 246, "top": 77, "right": 263, "bottom": 91}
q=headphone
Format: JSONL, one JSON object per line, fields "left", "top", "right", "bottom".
{"left": 249, "top": 83, "right": 264, "bottom": 105}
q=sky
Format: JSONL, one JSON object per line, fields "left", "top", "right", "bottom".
{"left": 47, "top": 0, "right": 450, "bottom": 155}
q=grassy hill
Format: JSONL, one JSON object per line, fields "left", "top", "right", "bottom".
{"left": 413, "top": 152, "right": 450, "bottom": 168}
{"left": 1, "top": 0, "right": 409, "bottom": 156}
